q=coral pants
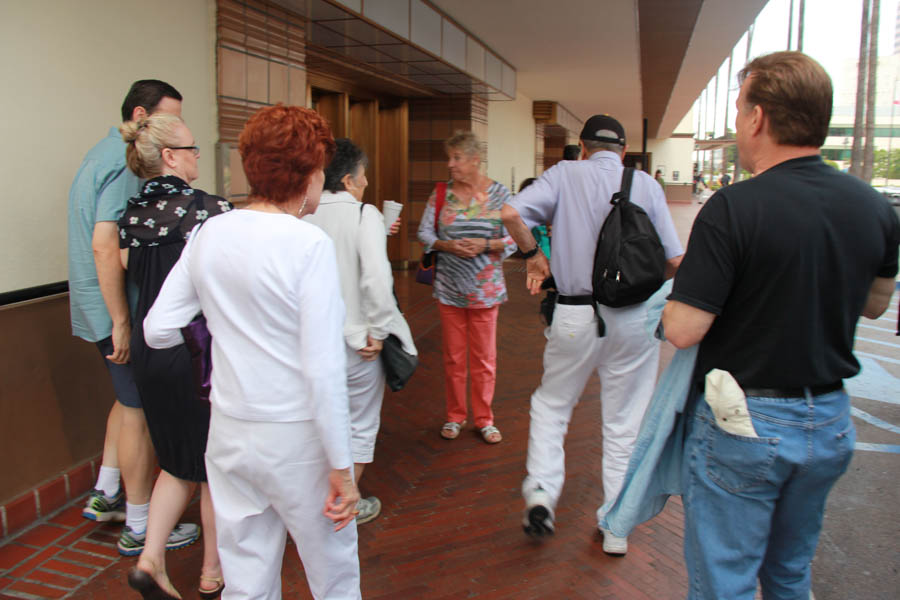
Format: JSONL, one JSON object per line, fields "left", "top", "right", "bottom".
{"left": 438, "top": 303, "right": 499, "bottom": 428}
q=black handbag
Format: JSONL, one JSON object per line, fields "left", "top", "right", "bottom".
{"left": 381, "top": 334, "right": 418, "bottom": 391}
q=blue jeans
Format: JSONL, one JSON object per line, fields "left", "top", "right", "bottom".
{"left": 683, "top": 388, "right": 855, "bottom": 599}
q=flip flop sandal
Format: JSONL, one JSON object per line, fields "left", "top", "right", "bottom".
{"left": 198, "top": 575, "right": 225, "bottom": 599}
{"left": 440, "top": 420, "right": 466, "bottom": 440}
{"left": 480, "top": 425, "right": 502, "bottom": 444}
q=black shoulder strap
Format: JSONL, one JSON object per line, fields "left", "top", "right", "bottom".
{"left": 610, "top": 167, "right": 634, "bottom": 205}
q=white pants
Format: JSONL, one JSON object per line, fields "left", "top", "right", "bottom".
{"left": 345, "top": 345, "right": 386, "bottom": 464}
{"left": 523, "top": 302, "right": 659, "bottom": 520}
{"left": 205, "top": 409, "right": 361, "bottom": 600}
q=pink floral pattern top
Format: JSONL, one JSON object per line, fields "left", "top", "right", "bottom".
{"left": 417, "top": 179, "right": 517, "bottom": 308}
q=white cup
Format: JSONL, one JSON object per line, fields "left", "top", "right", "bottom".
{"left": 382, "top": 200, "right": 403, "bottom": 234}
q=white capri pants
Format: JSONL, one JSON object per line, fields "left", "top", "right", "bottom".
{"left": 345, "top": 344, "right": 386, "bottom": 464}
{"left": 523, "top": 302, "right": 659, "bottom": 519}
{"left": 205, "top": 409, "right": 361, "bottom": 600}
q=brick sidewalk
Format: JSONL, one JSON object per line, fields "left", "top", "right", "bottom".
{"left": 0, "top": 202, "right": 703, "bottom": 599}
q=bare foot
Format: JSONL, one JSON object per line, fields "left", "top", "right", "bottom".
{"left": 132, "top": 557, "right": 180, "bottom": 599}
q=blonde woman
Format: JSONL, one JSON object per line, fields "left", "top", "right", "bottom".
{"left": 118, "top": 113, "right": 229, "bottom": 599}
{"left": 417, "top": 131, "right": 517, "bottom": 444}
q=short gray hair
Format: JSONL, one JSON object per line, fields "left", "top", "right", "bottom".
{"left": 445, "top": 130, "right": 482, "bottom": 158}
{"left": 582, "top": 139, "right": 624, "bottom": 154}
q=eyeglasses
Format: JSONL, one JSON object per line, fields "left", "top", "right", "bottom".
{"left": 167, "top": 146, "right": 200, "bottom": 156}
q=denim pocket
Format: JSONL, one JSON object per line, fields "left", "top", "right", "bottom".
{"left": 704, "top": 419, "right": 780, "bottom": 494}
{"left": 833, "top": 422, "right": 856, "bottom": 474}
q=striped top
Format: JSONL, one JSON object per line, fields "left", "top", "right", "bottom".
{"left": 418, "top": 180, "right": 517, "bottom": 308}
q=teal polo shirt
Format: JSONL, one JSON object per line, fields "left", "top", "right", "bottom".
{"left": 67, "top": 127, "right": 140, "bottom": 342}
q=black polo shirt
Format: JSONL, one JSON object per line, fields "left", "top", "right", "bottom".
{"left": 671, "top": 155, "right": 900, "bottom": 388}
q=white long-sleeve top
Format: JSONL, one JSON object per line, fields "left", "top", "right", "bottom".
{"left": 304, "top": 191, "right": 416, "bottom": 355}
{"left": 143, "top": 209, "right": 352, "bottom": 470}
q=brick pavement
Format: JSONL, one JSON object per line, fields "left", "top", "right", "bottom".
{"left": 0, "top": 202, "right": 704, "bottom": 599}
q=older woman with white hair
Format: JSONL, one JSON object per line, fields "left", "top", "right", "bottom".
{"left": 417, "top": 130, "right": 516, "bottom": 444}
{"left": 304, "top": 138, "right": 416, "bottom": 526}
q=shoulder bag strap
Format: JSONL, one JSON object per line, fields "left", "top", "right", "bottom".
{"left": 610, "top": 167, "right": 635, "bottom": 205}
{"left": 434, "top": 182, "right": 447, "bottom": 235}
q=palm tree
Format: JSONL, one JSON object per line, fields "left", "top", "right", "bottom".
{"left": 851, "top": 0, "right": 871, "bottom": 178}
{"left": 862, "top": 0, "right": 881, "bottom": 182}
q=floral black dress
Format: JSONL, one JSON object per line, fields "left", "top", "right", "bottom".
{"left": 118, "top": 175, "right": 232, "bottom": 481}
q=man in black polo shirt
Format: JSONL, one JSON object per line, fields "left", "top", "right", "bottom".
{"left": 662, "top": 51, "right": 899, "bottom": 599}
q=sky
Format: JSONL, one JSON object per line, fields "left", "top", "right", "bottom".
{"left": 698, "top": 0, "right": 899, "bottom": 137}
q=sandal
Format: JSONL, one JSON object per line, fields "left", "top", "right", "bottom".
{"left": 198, "top": 575, "right": 225, "bottom": 599}
{"left": 440, "top": 420, "right": 466, "bottom": 440}
{"left": 480, "top": 425, "right": 502, "bottom": 444}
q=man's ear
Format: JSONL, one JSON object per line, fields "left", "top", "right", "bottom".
{"left": 341, "top": 172, "right": 353, "bottom": 191}
{"left": 620, "top": 144, "right": 628, "bottom": 160}
{"left": 750, "top": 104, "right": 765, "bottom": 137}
{"left": 579, "top": 140, "right": 587, "bottom": 160}
{"left": 131, "top": 106, "right": 148, "bottom": 122}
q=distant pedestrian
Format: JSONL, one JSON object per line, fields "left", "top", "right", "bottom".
{"left": 563, "top": 144, "right": 581, "bottom": 161}
{"left": 654, "top": 169, "right": 666, "bottom": 190}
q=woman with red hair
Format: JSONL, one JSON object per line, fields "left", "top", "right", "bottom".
{"left": 144, "top": 105, "right": 361, "bottom": 599}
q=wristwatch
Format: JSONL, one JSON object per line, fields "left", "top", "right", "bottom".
{"left": 521, "top": 246, "right": 540, "bottom": 259}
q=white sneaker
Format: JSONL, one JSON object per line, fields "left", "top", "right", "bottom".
{"left": 522, "top": 487, "right": 555, "bottom": 538}
{"left": 599, "top": 527, "right": 628, "bottom": 555}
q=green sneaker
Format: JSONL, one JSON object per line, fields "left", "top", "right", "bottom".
{"left": 355, "top": 496, "right": 382, "bottom": 525}
{"left": 82, "top": 488, "right": 125, "bottom": 523}
{"left": 117, "top": 523, "right": 201, "bottom": 556}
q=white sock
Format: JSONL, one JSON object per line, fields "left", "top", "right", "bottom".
{"left": 126, "top": 502, "right": 150, "bottom": 534}
{"left": 96, "top": 466, "right": 121, "bottom": 498}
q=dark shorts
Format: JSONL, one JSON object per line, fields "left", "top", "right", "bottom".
{"left": 95, "top": 337, "right": 142, "bottom": 408}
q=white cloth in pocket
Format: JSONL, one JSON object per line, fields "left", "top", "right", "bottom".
{"left": 704, "top": 369, "right": 758, "bottom": 438}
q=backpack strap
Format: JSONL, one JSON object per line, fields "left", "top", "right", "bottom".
{"left": 610, "top": 167, "right": 635, "bottom": 205}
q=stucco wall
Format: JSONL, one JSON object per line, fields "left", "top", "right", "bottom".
{"left": 0, "top": 0, "right": 217, "bottom": 294}
{"left": 486, "top": 91, "right": 536, "bottom": 194}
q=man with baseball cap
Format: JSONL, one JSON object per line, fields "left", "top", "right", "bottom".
{"left": 502, "top": 114, "right": 683, "bottom": 554}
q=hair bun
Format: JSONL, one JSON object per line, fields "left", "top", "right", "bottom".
{"left": 119, "top": 118, "right": 150, "bottom": 143}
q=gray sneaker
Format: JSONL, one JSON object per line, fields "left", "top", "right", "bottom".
{"left": 117, "top": 523, "right": 201, "bottom": 556}
{"left": 355, "top": 497, "right": 382, "bottom": 525}
{"left": 82, "top": 488, "right": 126, "bottom": 523}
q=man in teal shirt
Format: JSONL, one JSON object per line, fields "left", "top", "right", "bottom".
{"left": 67, "top": 79, "right": 196, "bottom": 554}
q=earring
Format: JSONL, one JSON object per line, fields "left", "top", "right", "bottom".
{"left": 298, "top": 196, "right": 308, "bottom": 216}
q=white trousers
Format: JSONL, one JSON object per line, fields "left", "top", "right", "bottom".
{"left": 523, "top": 302, "right": 659, "bottom": 520}
{"left": 205, "top": 409, "right": 361, "bottom": 600}
{"left": 345, "top": 345, "right": 386, "bottom": 464}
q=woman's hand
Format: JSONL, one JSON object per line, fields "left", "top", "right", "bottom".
{"left": 458, "top": 238, "right": 490, "bottom": 256}
{"left": 388, "top": 217, "right": 401, "bottom": 236}
{"left": 357, "top": 335, "right": 383, "bottom": 361}
{"left": 324, "top": 467, "right": 361, "bottom": 532}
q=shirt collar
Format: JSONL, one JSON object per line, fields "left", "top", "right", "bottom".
{"left": 108, "top": 126, "right": 122, "bottom": 139}
{"left": 319, "top": 190, "right": 359, "bottom": 204}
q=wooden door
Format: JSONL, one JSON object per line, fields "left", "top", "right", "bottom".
{"left": 378, "top": 101, "right": 409, "bottom": 265}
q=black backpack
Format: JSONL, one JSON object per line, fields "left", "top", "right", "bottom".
{"left": 592, "top": 168, "right": 666, "bottom": 307}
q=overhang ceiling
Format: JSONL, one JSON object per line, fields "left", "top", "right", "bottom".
{"left": 432, "top": 0, "right": 767, "bottom": 140}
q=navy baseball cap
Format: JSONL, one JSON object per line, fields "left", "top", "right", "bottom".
{"left": 580, "top": 114, "right": 626, "bottom": 146}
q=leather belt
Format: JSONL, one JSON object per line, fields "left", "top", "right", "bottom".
{"left": 742, "top": 381, "right": 844, "bottom": 398}
{"left": 556, "top": 294, "right": 593, "bottom": 305}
